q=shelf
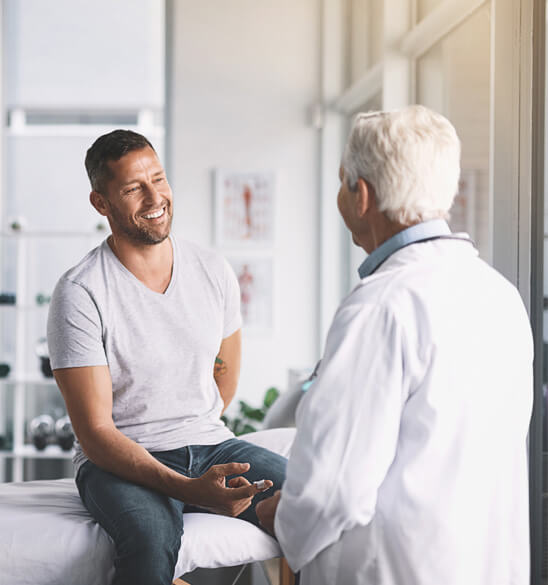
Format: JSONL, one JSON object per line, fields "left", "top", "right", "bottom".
{"left": 0, "top": 444, "right": 73, "bottom": 459}
{"left": 0, "top": 375, "right": 57, "bottom": 385}
{"left": 0, "top": 219, "right": 86, "bottom": 481}
{"left": 0, "top": 229, "right": 107, "bottom": 238}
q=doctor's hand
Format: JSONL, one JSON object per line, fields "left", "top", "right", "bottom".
{"left": 256, "top": 490, "right": 281, "bottom": 536}
{"left": 186, "top": 462, "right": 272, "bottom": 517}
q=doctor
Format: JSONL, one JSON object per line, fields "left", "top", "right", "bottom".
{"left": 257, "top": 105, "right": 533, "bottom": 585}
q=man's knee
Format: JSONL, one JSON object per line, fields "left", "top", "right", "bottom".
{"left": 247, "top": 445, "right": 287, "bottom": 490}
{"left": 267, "top": 452, "right": 287, "bottom": 489}
{"left": 116, "top": 505, "right": 183, "bottom": 556}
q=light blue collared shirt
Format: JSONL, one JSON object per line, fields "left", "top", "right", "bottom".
{"left": 357, "top": 219, "right": 452, "bottom": 279}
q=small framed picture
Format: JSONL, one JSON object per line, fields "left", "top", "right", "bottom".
{"left": 214, "top": 170, "right": 275, "bottom": 247}
{"left": 227, "top": 256, "right": 273, "bottom": 332}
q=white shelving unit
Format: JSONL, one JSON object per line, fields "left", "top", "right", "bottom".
{"left": 0, "top": 1, "right": 166, "bottom": 483}
{"left": 0, "top": 442, "right": 73, "bottom": 460}
{"left": 0, "top": 227, "right": 105, "bottom": 482}
{"left": 0, "top": 113, "right": 164, "bottom": 483}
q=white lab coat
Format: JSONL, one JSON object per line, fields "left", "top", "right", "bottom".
{"left": 275, "top": 239, "right": 533, "bottom": 585}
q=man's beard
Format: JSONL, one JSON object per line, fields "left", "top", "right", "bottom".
{"left": 108, "top": 202, "right": 172, "bottom": 245}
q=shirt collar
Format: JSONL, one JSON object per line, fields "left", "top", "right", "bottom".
{"left": 358, "top": 219, "right": 452, "bottom": 279}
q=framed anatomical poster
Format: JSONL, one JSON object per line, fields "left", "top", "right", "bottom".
{"left": 214, "top": 170, "right": 275, "bottom": 247}
{"left": 226, "top": 256, "right": 273, "bottom": 331}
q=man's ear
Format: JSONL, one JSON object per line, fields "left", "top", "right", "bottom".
{"left": 356, "top": 178, "right": 374, "bottom": 218}
{"left": 90, "top": 191, "right": 108, "bottom": 216}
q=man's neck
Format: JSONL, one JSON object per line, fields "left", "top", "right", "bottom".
{"left": 358, "top": 209, "right": 413, "bottom": 254}
{"left": 108, "top": 234, "right": 173, "bottom": 294}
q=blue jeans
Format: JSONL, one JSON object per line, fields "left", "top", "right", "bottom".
{"left": 76, "top": 438, "right": 287, "bottom": 585}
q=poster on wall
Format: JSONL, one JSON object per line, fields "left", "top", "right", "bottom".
{"left": 214, "top": 170, "right": 275, "bottom": 247}
{"left": 227, "top": 256, "right": 273, "bottom": 331}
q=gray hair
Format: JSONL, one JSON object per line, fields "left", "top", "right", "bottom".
{"left": 341, "top": 105, "right": 461, "bottom": 226}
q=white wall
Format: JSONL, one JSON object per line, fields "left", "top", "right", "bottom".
{"left": 4, "top": 0, "right": 164, "bottom": 110}
{"left": 169, "top": 0, "right": 321, "bottom": 405}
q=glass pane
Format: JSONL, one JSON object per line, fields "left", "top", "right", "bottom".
{"left": 348, "top": 0, "right": 383, "bottom": 84}
{"left": 416, "top": 0, "right": 445, "bottom": 22}
{"left": 416, "top": 4, "right": 491, "bottom": 262}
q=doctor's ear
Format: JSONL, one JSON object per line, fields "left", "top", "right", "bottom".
{"left": 356, "top": 178, "right": 375, "bottom": 218}
{"left": 90, "top": 191, "right": 108, "bottom": 216}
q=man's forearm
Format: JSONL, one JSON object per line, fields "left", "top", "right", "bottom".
{"left": 78, "top": 424, "right": 265, "bottom": 518}
{"left": 80, "top": 424, "right": 191, "bottom": 501}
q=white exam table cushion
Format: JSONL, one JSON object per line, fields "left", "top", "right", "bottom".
{"left": 0, "top": 427, "right": 295, "bottom": 585}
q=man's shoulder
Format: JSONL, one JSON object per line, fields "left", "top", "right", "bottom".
{"left": 348, "top": 244, "right": 526, "bottom": 324}
{"left": 174, "top": 236, "right": 228, "bottom": 280}
{"left": 54, "top": 240, "right": 108, "bottom": 294}
{"left": 175, "top": 236, "right": 224, "bottom": 264}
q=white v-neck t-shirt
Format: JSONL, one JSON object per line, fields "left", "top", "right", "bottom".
{"left": 47, "top": 236, "right": 240, "bottom": 471}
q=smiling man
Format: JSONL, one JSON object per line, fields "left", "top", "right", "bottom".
{"left": 46, "top": 130, "right": 287, "bottom": 585}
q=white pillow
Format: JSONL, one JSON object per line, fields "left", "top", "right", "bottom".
{"left": 0, "top": 427, "right": 296, "bottom": 584}
{"left": 178, "top": 513, "right": 280, "bottom": 574}
{"left": 239, "top": 426, "right": 295, "bottom": 457}
{"left": 175, "top": 427, "right": 296, "bottom": 575}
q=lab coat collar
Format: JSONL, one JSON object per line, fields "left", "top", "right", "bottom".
{"left": 358, "top": 219, "right": 452, "bottom": 279}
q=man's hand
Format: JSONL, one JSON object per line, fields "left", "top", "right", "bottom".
{"left": 256, "top": 490, "right": 281, "bottom": 536}
{"left": 186, "top": 462, "right": 273, "bottom": 517}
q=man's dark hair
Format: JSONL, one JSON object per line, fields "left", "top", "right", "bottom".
{"left": 85, "top": 129, "right": 155, "bottom": 194}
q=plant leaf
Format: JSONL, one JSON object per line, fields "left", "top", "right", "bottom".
{"left": 263, "top": 387, "right": 280, "bottom": 408}
{"left": 232, "top": 417, "right": 243, "bottom": 435}
{"left": 239, "top": 401, "right": 265, "bottom": 422}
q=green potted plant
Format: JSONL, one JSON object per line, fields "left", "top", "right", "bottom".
{"left": 221, "top": 386, "right": 279, "bottom": 436}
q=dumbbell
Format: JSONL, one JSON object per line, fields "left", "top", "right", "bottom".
{"left": 55, "top": 416, "right": 75, "bottom": 451}
{"left": 28, "top": 415, "right": 55, "bottom": 450}
{"left": 28, "top": 414, "right": 75, "bottom": 451}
